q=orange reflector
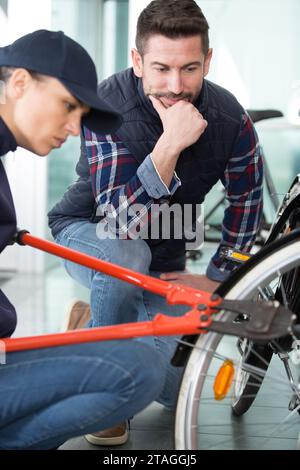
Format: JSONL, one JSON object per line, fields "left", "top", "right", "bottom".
{"left": 231, "top": 252, "right": 250, "bottom": 262}
{"left": 213, "top": 360, "right": 235, "bottom": 400}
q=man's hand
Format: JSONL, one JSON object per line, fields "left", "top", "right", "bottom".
{"left": 149, "top": 96, "right": 208, "bottom": 187}
{"left": 149, "top": 95, "right": 207, "bottom": 154}
{"left": 160, "top": 272, "right": 220, "bottom": 293}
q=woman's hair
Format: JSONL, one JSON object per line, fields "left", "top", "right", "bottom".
{"left": 0, "top": 66, "right": 44, "bottom": 83}
{"left": 136, "top": 0, "right": 209, "bottom": 56}
{"left": 0, "top": 66, "right": 15, "bottom": 83}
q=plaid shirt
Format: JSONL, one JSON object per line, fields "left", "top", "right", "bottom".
{"left": 84, "top": 111, "right": 263, "bottom": 281}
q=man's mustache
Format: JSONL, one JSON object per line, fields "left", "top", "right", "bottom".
{"left": 149, "top": 92, "right": 193, "bottom": 100}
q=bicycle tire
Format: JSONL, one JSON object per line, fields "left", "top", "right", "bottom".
{"left": 175, "top": 230, "right": 300, "bottom": 450}
{"left": 231, "top": 182, "right": 300, "bottom": 415}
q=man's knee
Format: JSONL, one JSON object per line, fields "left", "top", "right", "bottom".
{"left": 103, "top": 238, "right": 152, "bottom": 274}
{"left": 56, "top": 222, "right": 152, "bottom": 278}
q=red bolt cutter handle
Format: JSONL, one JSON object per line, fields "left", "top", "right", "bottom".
{"left": 0, "top": 232, "right": 221, "bottom": 353}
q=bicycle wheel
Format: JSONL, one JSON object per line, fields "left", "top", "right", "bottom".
{"left": 175, "top": 231, "right": 300, "bottom": 450}
{"left": 231, "top": 179, "right": 300, "bottom": 416}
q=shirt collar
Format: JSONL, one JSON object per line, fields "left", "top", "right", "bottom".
{"left": 0, "top": 116, "right": 17, "bottom": 157}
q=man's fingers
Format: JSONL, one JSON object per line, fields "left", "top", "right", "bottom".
{"left": 160, "top": 272, "right": 181, "bottom": 280}
{"left": 149, "top": 95, "right": 167, "bottom": 118}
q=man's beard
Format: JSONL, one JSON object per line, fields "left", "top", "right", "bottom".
{"left": 150, "top": 91, "right": 193, "bottom": 102}
{"left": 145, "top": 88, "right": 201, "bottom": 105}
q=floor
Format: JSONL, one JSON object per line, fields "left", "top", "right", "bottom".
{"left": 1, "top": 242, "right": 299, "bottom": 451}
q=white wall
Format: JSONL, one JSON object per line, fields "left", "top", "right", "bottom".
{"left": 198, "top": 0, "right": 300, "bottom": 119}
{"left": 102, "top": 0, "right": 117, "bottom": 78}
{"left": 128, "top": 0, "right": 149, "bottom": 61}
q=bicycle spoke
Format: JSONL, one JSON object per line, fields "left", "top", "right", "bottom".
{"left": 177, "top": 338, "right": 293, "bottom": 388}
{"left": 277, "top": 270, "right": 289, "bottom": 307}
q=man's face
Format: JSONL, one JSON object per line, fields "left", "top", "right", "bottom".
{"left": 13, "top": 73, "right": 89, "bottom": 156}
{"left": 132, "top": 34, "right": 212, "bottom": 108}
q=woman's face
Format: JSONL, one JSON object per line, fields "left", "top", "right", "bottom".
{"left": 12, "top": 72, "right": 89, "bottom": 156}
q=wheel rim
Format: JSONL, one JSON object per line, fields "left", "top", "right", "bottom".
{"left": 175, "top": 241, "right": 300, "bottom": 450}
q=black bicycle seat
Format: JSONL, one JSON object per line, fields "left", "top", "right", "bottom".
{"left": 247, "top": 109, "right": 284, "bottom": 123}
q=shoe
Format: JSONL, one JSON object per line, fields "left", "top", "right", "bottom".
{"left": 62, "top": 299, "right": 91, "bottom": 332}
{"left": 85, "top": 422, "right": 129, "bottom": 446}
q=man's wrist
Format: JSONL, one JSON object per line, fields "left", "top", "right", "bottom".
{"left": 137, "top": 154, "right": 180, "bottom": 199}
{"left": 153, "top": 133, "right": 182, "bottom": 160}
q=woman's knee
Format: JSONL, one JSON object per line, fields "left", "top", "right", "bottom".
{"left": 129, "top": 341, "right": 165, "bottom": 398}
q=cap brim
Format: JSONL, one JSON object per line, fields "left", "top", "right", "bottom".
{"left": 60, "top": 79, "right": 122, "bottom": 134}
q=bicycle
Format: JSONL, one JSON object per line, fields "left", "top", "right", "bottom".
{"left": 175, "top": 173, "right": 300, "bottom": 449}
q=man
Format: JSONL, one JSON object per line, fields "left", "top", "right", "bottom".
{"left": 49, "top": 0, "right": 263, "bottom": 445}
{"left": 0, "top": 29, "right": 164, "bottom": 450}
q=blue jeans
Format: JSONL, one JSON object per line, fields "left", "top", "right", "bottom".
{"left": 56, "top": 221, "right": 187, "bottom": 409}
{"left": 0, "top": 340, "right": 163, "bottom": 450}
